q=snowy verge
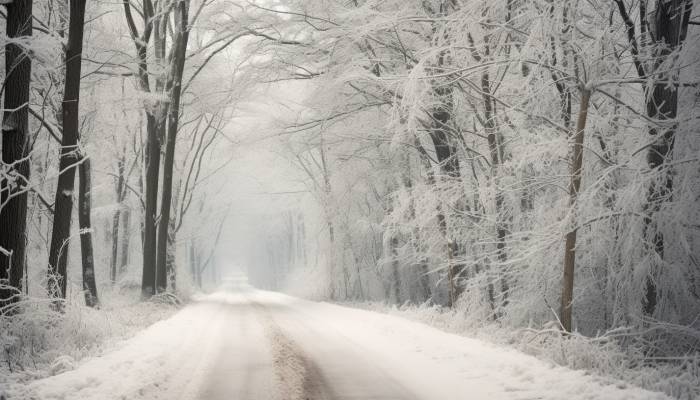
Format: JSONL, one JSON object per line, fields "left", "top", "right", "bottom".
{"left": 248, "top": 290, "right": 676, "bottom": 400}
{"left": 341, "top": 300, "right": 699, "bottom": 400}
{"left": 5, "top": 290, "right": 692, "bottom": 400}
{"left": 0, "top": 289, "right": 180, "bottom": 398}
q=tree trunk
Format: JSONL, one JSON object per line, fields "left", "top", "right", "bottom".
{"left": 78, "top": 158, "right": 99, "bottom": 307}
{"left": 141, "top": 115, "right": 160, "bottom": 298}
{"left": 0, "top": 0, "right": 32, "bottom": 311}
{"left": 122, "top": 0, "right": 159, "bottom": 299}
{"left": 642, "top": 0, "right": 692, "bottom": 316}
{"left": 156, "top": 0, "right": 190, "bottom": 293}
{"left": 189, "top": 240, "right": 197, "bottom": 285}
{"left": 560, "top": 88, "right": 591, "bottom": 333}
{"left": 119, "top": 205, "right": 131, "bottom": 273}
{"left": 482, "top": 69, "right": 509, "bottom": 310}
{"left": 47, "top": 0, "right": 87, "bottom": 299}
{"left": 428, "top": 84, "right": 463, "bottom": 307}
{"left": 390, "top": 236, "right": 401, "bottom": 304}
{"left": 327, "top": 220, "right": 336, "bottom": 299}
{"left": 152, "top": 4, "right": 170, "bottom": 293}
{"left": 110, "top": 158, "right": 125, "bottom": 284}
{"left": 166, "top": 222, "right": 176, "bottom": 291}
{"left": 110, "top": 208, "right": 120, "bottom": 284}
{"left": 615, "top": 0, "right": 693, "bottom": 316}
{"left": 427, "top": 13, "right": 464, "bottom": 305}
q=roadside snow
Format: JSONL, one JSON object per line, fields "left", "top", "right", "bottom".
{"left": 13, "top": 302, "right": 223, "bottom": 400}
{"left": 10, "top": 290, "right": 672, "bottom": 400}
{"left": 1, "top": 291, "right": 177, "bottom": 397}
{"left": 251, "top": 290, "right": 672, "bottom": 400}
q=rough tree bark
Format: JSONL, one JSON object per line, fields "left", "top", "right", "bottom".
{"left": 642, "top": 0, "right": 693, "bottom": 316}
{"left": 560, "top": 88, "right": 591, "bottom": 333}
{"left": 156, "top": 0, "right": 190, "bottom": 293}
{"left": 166, "top": 222, "right": 176, "bottom": 290}
{"left": 142, "top": 114, "right": 159, "bottom": 297}
{"left": 189, "top": 239, "right": 197, "bottom": 286}
{"left": 423, "top": 1, "right": 466, "bottom": 308}
{"left": 0, "top": 0, "right": 32, "bottom": 311}
{"left": 47, "top": 0, "right": 88, "bottom": 299}
{"left": 482, "top": 68, "right": 509, "bottom": 310}
{"left": 78, "top": 158, "right": 99, "bottom": 307}
{"left": 428, "top": 76, "right": 463, "bottom": 307}
{"left": 119, "top": 205, "right": 131, "bottom": 273}
{"left": 152, "top": 1, "right": 170, "bottom": 293}
{"left": 110, "top": 156, "right": 125, "bottom": 284}
{"left": 122, "top": 0, "right": 159, "bottom": 298}
{"left": 467, "top": 19, "right": 508, "bottom": 314}
{"left": 614, "top": 0, "right": 694, "bottom": 316}
{"left": 390, "top": 236, "right": 401, "bottom": 304}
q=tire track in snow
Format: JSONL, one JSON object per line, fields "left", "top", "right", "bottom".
{"left": 252, "top": 301, "right": 336, "bottom": 400}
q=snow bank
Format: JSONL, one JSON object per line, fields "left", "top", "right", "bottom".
{"left": 6, "top": 290, "right": 689, "bottom": 400}
{"left": 0, "top": 289, "right": 178, "bottom": 398}
{"left": 249, "top": 290, "right": 674, "bottom": 400}
{"left": 347, "top": 300, "right": 700, "bottom": 400}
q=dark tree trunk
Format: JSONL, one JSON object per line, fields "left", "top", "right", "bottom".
{"left": 390, "top": 236, "right": 401, "bottom": 304}
{"left": 427, "top": 84, "right": 464, "bottom": 307}
{"left": 166, "top": 225, "right": 176, "bottom": 291}
{"left": 141, "top": 114, "right": 160, "bottom": 298}
{"left": 482, "top": 69, "right": 509, "bottom": 310}
{"left": 78, "top": 158, "right": 99, "bottom": 307}
{"left": 47, "top": 0, "right": 87, "bottom": 299}
{"left": 152, "top": 4, "right": 170, "bottom": 293}
{"left": 0, "top": 0, "right": 32, "bottom": 311}
{"left": 122, "top": 0, "right": 159, "bottom": 299}
{"left": 156, "top": 0, "right": 190, "bottom": 293}
{"left": 426, "top": 4, "right": 465, "bottom": 305}
{"left": 119, "top": 205, "right": 131, "bottom": 273}
{"left": 110, "top": 158, "right": 125, "bottom": 284}
{"left": 110, "top": 209, "right": 120, "bottom": 283}
{"left": 615, "top": 0, "right": 693, "bottom": 316}
{"left": 642, "top": 0, "right": 693, "bottom": 316}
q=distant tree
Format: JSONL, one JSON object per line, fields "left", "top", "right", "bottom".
{"left": 78, "top": 158, "right": 99, "bottom": 307}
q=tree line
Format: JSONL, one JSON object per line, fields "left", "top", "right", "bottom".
{"left": 0, "top": 0, "right": 263, "bottom": 312}
{"left": 248, "top": 0, "right": 699, "bottom": 343}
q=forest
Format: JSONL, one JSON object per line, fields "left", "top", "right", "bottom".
{"left": 1, "top": 0, "right": 699, "bottom": 399}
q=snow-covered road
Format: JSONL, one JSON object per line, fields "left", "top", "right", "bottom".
{"left": 22, "top": 289, "right": 669, "bottom": 400}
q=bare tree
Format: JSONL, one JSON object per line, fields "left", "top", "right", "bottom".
{"left": 0, "top": 0, "right": 33, "bottom": 311}
{"left": 47, "top": 0, "right": 88, "bottom": 299}
{"left": 560, "top": 87, "right": 592, "bottom": 332}
{"left": 122, "top": 0, "right": 160, "bottom": 298}
{"left": 614, "top": 0, "right": 695, "bottom": 316}
{"left": 78, "top": 158, "right": 99, "bottom": 307}
{"left": 156, "top": 0, "right": 190, "bottom": 292}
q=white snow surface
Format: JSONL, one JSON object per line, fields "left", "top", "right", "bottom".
{"left": 16, "top": 289, "right": 670, "bottom": 400}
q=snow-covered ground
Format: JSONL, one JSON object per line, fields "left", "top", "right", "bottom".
{"left": 10, "top": 289, "right": 671, "bottom": 400}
